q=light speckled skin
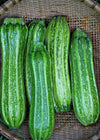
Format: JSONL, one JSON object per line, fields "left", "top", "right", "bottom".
{"left": 69, "top": 28, "right": 100, "bottom": 126}
{"left": 29, "top": 43, "right": 54, "bottom": 140}
{"left": 0, "top": 18, "right": 28, "bottom": 128}
{"left": 25, "top": 20, "right": 46, "bottom": 104}
{"left": 45, "top": 16, "right": 71, "bottom": 112}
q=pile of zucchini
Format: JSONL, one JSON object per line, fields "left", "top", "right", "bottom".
{"left": 0, "top": 17, "right": 99, "bottom": 140}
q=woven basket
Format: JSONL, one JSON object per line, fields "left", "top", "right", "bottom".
{"left": 80, "top": 0, "right": 100, "bottom": 13}
{"left": 0, "top": 0, "right": 100, "bottom": 140}
{"left": 0, "top": 0, "right": 100, "bottom": 15}
{"left": 0, "top": 0, "right": 21, "bottom": 16}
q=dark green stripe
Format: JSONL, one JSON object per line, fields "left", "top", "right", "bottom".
{"left": 15, "top": 25, "right": 21, "bottom": 127}
{"left": 71, "top": 38, "right": 86, "bottom": 124}
{"left": 46, "top": 18, "right": 56, "bottom": 55}
{"left": 78, "top": 38, "right": 90, "bottom": 124}
{"left": 44, "top": 54, "right": 50, "bottom": 139}
{"left": 17, "top": 25, "right": 27, "bottom": 127}
{"left": 26, "top": 24, "right": 36, "bottom": 103}
{"left": 1, "top": 25, "right": 9, "bottom": 126}
{"left": 33, "top": 51, "right": 43, "bottom": 139}
{"left": 85, "top": 38, "right": 99, "bottom": 122}
{"left": 8, "top": 24, "right": 15, "bottom": 127}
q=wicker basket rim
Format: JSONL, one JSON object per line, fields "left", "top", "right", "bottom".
{"left": 0, "top": 0, "right": 100, "bottom": 16}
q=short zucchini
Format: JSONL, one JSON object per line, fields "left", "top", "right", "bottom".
{"left": 69, "top": 28, "right": 100, "bottom": 126}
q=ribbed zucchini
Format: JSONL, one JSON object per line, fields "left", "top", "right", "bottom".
{"left": 45, "top": 16, "right": 71, "bottom": 112}
{"left": 69, "top": 28, "right": 100, "bottom": 126}
{"left": 0, "top": 18, "right": 28, "bottom": 128}
{"left": 29, "top": 43, "right": 54, "bottom": 140}
{"left": 25, "top": 20, "right": 46, "bottom": 104}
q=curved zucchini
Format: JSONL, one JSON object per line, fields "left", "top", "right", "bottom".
{"left": 0, "top": 18, "right": 28, "bottom": 128}
{"left": 69, "top": 28, "right": 100, "bottom": 126}
{"left": 25, "top": 20, "right": 46, "bottom": 104}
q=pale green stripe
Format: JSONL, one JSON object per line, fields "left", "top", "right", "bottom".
{"left": 84, "top": 38, "right": 93, "bottom": 123}
{"left": 39, "top": 62, "right": 43, "bottom": 140}
{"left": 33, "top": 62, "right": 37, "bottom": 139}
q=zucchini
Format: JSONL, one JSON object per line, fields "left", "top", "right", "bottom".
{"left": 0, "top": 18, "right": 28, "bottom": 128}
{"left": 25, "top": 20, "right": 46, "bottom": 104}
{"left": 29, "top": 42, "right": 54, "bottom": 140}
{"left": 69, "top": 28, "right": 100, "bottom": 126}
{"left": 45, "top": 16, "right": 71, "bottom": 112}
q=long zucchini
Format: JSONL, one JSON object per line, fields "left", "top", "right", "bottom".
{"left": 25, "top": 20, "right": 46, "bottom": 104}
{"left": 29, "top": 42, "right": 54, "bottom": 140}
{"left": 0, "top": 18, "right": 28, "bottom": 128}
{"left": 45, "top": 16, "right": 71, "bottom": 112}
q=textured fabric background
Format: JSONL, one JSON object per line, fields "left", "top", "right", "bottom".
{"left": 0, "top": 0, "right": 100, "bottom": 140}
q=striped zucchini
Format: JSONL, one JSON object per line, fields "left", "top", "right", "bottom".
{"left": 45, "top": 16, "right": 71, "bottom": 112}
{"left": 69, "top": 28, "right": 100, "bottom": 126}
{"left": 25, "top": 20, "right": 46, "bottom": 104}
{"left": 3, "top": 18, "right": 26, "bottom": 25}
{"left": 0, "top": 18, "right": 28, "bottom": 128}
{"left": 29, "top": 43, "right": 54, "bottom": 140}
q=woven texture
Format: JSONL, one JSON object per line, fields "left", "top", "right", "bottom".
{"left": 0, "top": 0, "right": 100, "bottom": 140}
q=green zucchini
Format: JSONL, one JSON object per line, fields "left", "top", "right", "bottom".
{"left": 0, "top": 18, "right": 28, "bottom": 128}
{"left": 45, "top": 16, "right": 71, "bottom": 112}
{"left": 3, "top": 18, "right": 26, "bottom": 25}
{"left": 29, "top": 42, "right": 54, "bottom": 140}
{"left": 69, "top": 28, "right": 100, "bottom": 126}
{"left": 25, "top": 20, "right": 46, "bottom": 104}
